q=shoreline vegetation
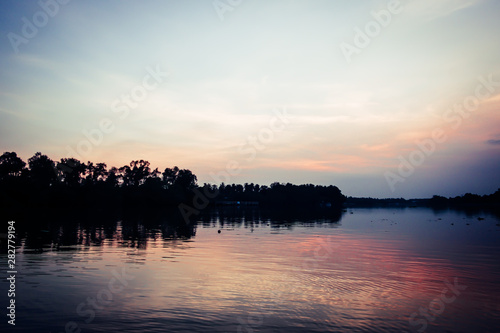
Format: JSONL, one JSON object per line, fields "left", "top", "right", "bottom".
{"left": 345, "top": 192, "right": 500, "bottom": 209}
{"left": 0, "top": 152, "right": 498, "bottom": 223}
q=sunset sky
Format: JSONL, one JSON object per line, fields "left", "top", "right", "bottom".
{"left": 1, "top": 0, "right": 499, "bottom": 198}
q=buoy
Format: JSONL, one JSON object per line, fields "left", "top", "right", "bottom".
{"left": 218, "top": 230, "right": 221, "bottom": 234}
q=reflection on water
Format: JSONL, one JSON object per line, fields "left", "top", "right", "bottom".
{"left": 1, "top": 207, "right": 499, "bottom": 332}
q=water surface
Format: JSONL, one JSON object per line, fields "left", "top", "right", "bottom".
{"left": 1, "top": 207, "right": 499, "bottom": 332}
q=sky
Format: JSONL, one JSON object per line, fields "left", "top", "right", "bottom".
{"left": 0, "top": 0, "right": 499, "bottom": 198}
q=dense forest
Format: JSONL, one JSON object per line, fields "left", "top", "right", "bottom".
{"left": 0, "top": 152, "right": 346, "bottom": 221}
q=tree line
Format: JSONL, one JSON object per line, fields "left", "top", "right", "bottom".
{"left": 429, "top": 192, "right": 500, "bottom": 208}
{"left": 345, "top": 191, "right": 500, "bottom": 208}
{"left": 0, "top": 151, "right": 346, "bottom": 220}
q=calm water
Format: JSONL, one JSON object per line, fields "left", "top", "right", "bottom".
{"left": 1, "top": 207, "right": 500, "bottom": 333}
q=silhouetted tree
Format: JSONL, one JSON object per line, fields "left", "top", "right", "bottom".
{"left": 175, "top": 169, "right": 197, "bottom": 189}
{"left": 162, "top": 166, "right": 179, "bottom": 188}
{"left": 28, "top": 152, "right": 57, "bottom": 188}
{"left": 84, "top": 162, "right": 108, "bottom": 185}
{"left": 57, "top": 158, "right": 86, "bottom": 187}
{"left": 106, "top": 167, "right": 120, "bottom": 187}
{"left": 121, "top": 160, "right": 151, "bottom": 187}
{"left": 143, "top": 168, "right": 162, "bottom": 189}
{"left": 0, "top": 152, "right": 26, "bottom": 180}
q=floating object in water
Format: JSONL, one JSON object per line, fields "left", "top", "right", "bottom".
{"left": 477, "top": 217, "right": 485, "bottom": 221}
{"left": 218, "top": 230, "right": 221, "bottom": 234}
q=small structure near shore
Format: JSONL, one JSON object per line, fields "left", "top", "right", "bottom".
{"left": 215, "top": 201, "right": 259, "bottom": 206}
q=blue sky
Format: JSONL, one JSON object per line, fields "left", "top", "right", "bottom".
{"left": 1, "top": 0, "right": 499, "bottom": 198}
